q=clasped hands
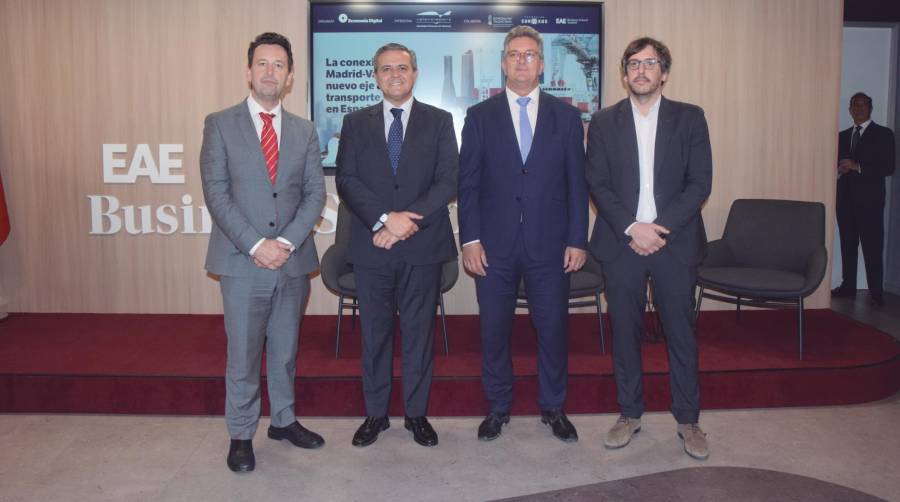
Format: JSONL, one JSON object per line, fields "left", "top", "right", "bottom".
{"left": 837, "top": 158, "right": 860, "bottom": 176}
{"left": 372, "top": 211, "right": 423, "bottom": 250}
{"left": 628, "top": 222, "right": 670, "bottom": 257}
{"left": 253, "top": 239, "right": 293, "bottom": 270}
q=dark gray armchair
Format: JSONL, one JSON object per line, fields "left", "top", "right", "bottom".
{"left": 320, "top": 202, "right": 456, "bottom": 358}
{"left": 695, "top": 199, "right": 827, "bottom": 359}
{"left": 516, "top": 251, "right": 607, "bottom": 354}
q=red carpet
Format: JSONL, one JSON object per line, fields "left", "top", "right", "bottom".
{"left": 0, "top": 310, "right": 897, "bottom": 416}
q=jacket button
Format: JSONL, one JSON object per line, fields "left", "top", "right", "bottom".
{"left": 515, "top": 196, "right": 521, "bottom": 201}
{"left": 269, "top": 222, "right": 275, "bottom": 227}
{"left": 394, "top": 184, "right": 400, "bottom": 189}
{"left": 522, "top": 169, "right": 528, "bottom": 174}
{"left": 272, "top": 193, "right": 278, "bottom": 198}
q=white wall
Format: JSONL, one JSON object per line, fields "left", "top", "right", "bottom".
{"left": 833, "top": 25, "right": 897, "bottom": 289}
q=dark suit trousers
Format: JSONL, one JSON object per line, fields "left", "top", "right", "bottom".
{"left": 604, "top": 246, "right": 700, "bottom": 424}
{"left": 220, "top": 270, "right": 309, "bottom": 439}
{"left": 355, "top": 260, "right": 440, "bottom": 418}
{"left": 836, "top": 195, "right": 885, "bottom": 295}
{"left": 476, "top": 231, "right": 569, "bottom": 413}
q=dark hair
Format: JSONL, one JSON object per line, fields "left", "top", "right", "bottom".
{"left": 849, "top": 92, "right": 873, "bottom": 108}
{"left": 372, "top": 43, "right": 418, "bottom": 71}
{"left": 247, "top": 32, "right": 293, "bottom": 72}
{"left": 622, "top": 36, "right": 672, "bottom": 73}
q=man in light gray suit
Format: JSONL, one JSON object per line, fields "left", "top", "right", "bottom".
{"left": 200, "top": 32, "right": 326, "bottom": 473}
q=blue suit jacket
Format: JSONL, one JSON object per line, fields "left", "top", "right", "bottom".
{"left": 458, "top": 91, "right": 588, "bottom": 261}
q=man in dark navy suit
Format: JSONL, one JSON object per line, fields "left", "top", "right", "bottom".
{"left": 458, "top": 26, "right": 589, "bottom": 443}
{"left": 586, "top": 37, "right": 712, "bottom": 460}
{"left": 832, "top": 92, "right": 895, "bottom": 307}
{"left": 336, "top": 43, "right": 458, "bottom": 448}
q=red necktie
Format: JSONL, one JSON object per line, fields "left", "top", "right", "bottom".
{"left": 260, "top": 112, "right": 278, "bottom": 185}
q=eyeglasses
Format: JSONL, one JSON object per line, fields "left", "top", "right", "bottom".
{"left": 505, "top": 50, "right": 541, "bottom": 63}
{"left": 625, "top": 58, "right": 662, "bottom": 71}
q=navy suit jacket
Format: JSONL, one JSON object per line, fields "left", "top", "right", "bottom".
{"left": 458, "top": 91, "right": 588, "bottom": 261}
{"left": 586, "top": 96, "right": 712, "bottom": 266}
{"left": 335, "top": 99, "right": 459, "bottom": 267}
{"left": 837, "top": 121, "right": 895, "bottom": 207}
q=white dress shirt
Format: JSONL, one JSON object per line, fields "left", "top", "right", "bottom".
{"left": 626, "top": 96, "right": 661, "bottom": 235}
{"left": 506, "top": 86, "right": 540, "bottom": 150}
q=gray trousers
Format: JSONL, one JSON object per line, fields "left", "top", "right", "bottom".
{"left": 220, "top": 269, "right": 309, "bottom": 439}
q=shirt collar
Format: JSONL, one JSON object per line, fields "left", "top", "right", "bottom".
{"left": 247, "top": 95, "right": 282, "bottom": 118}
{"left": 383, "top": 96, "right": 414, "bottom": 118}
{"left": 855, "top": 119, "right": 872, "bottom": 132}
{"left": 629, "top": 95, "right": 662, "bottom": 119}
{"left": 506, "top": 86, "right": 540, "bottom": 108}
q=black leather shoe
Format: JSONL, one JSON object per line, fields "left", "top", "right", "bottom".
{"left": 831, "top": 286, "right": 857, "bottom": 298}
{"left": 404, "top": 416, "right": 438, "bottom": 447}
{"left": 227, "top": 439, "right": 255, "bottom": 472}
{"left": 541, "top": 410, "right": 578, "bottom": 442}
{"left": 267, "top": 421, "right": 325, "bottom": 449}
{"left": 477, "top": 412, "right": 510, "bottom": 441}
{"left": 352, "top": 416, "right": 389, "bottom": 447}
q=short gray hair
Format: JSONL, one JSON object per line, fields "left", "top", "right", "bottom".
{"left": 372, "top": 43, "right": 418, "bottom": 71}
{"left": 503, "top": 25, "right": 544, "bottom": 59}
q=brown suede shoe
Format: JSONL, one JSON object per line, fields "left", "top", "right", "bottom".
{"left": 677, "top": 423, "right": 709, "bottom": 460}
{"left": 604, "top": 415, "right": 641, "bottom": 449}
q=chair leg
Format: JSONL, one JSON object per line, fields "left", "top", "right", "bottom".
{"left": 335, "top": 294, "right": 344, "bottom": 359}
{"left": 694, "top": 286, "right": 704, "bottom": 324}
{"left": 596, "top": 291, "right": 606, "bottom": 355}
{"left": 438, "top": 293, "right": 449, "bottom": 355}
{"left": 735, "top": 297, "right": 742, "bottom": 322}
{"left": 798, "top": 296, "right": 804, "bottom": 360}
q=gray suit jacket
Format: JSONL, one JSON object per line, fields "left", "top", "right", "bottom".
{"left": 200, "top": 99, "right": 325, "bottom": 277}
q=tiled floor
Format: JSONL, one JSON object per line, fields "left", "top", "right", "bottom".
{"left": 1, "top": 293, "right": 897, "bottom": 501}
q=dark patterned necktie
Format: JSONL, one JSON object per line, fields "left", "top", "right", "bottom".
{"left": 850, "top": 125, "right": 861, "bottom": 153}
{"left": 388, "top": 108, "right": 403, "bottom": 174}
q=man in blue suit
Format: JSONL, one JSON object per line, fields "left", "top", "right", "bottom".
{"left": 458, "top": 25, "right": 589, "bottom": 443}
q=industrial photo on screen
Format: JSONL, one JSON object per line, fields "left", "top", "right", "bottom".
{"left": 309, "top": 2, "right": 602, "bottom": 170}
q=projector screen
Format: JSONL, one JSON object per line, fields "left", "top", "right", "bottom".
{"left": 309, "top": 2, "right": 603, "bottom": 171}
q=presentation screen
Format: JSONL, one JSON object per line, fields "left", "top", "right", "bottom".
{"left": 309, "top": 2, "right": 603, "bottom": 171}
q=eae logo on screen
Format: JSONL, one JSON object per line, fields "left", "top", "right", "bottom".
{"left": 88, "top": 144, "right": 211, "bottom": 236}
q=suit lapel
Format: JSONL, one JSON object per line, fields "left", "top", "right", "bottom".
{"left": 527, "top": 92, "right": 555, "bottom": 167}
{"left": 492, "top": 94, "right": 521, "bottom": 166}
{"left": 236, "top": 100, "right": 272, "bottom": 185}
{"left": 366, "top": 103, "right": 395, "bottom": 177}
{"left": 276, "top": 111, "right": 300, "bottom": 189}
{"left": 654, "top": 96, "right": 675, "bottom": 184}
{"left": 396, "top": 100, "right": 425, "bottom": 177}
{"left": 615, "top": 99, "right": 640, "bottom": 180}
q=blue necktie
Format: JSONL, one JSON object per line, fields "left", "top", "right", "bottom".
{"left": 388, "top": 108, "right": 403, "bottom": 174}
{"left": 517, "top": 96, "right": 533, "bottom": 163}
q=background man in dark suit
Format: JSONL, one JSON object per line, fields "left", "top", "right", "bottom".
{"left": 586, "top": 37, "right": 712, "bottom": 460}
{"left": 335, "top": 43, "right": 458, "bottom": 448}
{"left": 833, "top": 92, "right": 896, "bottom": 307}
{"left": 201, "top": 33, "right": 326, "bottom": 472}
{"left": 458, "top": 26, "right": 588, "bottom": 443}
